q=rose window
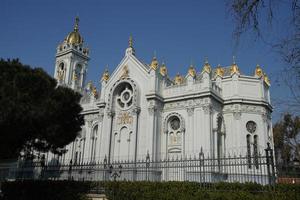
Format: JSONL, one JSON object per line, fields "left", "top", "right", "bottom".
{"left": 117, "top": 85, "right": 133, "bottom": 109}
{"left": 246, "top": 121, "right": 257, "bottom": 133}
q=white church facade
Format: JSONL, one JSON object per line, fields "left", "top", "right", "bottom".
{"left": 49, "top": 17, "right": 274, "bottom": 179}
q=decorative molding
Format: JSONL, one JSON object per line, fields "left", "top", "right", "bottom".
{"left": 186, "top": 107, "right": 194, "bottom": 116}
{"left": 202, "top": 104, "right": 212, "bottom": 114}
{"left": 233, "top": 112, "right": 241, "bottom": 120}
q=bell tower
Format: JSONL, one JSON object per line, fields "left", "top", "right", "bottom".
{"left": 54, "top": 17, "right": 90, "bottom": 92}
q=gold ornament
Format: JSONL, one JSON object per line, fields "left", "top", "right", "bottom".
{"left": 160, "top": 62, "right": 167, "bottom": 76}
{"left": 174, "top": 73, "right": 183, "bottom": 85}
{"left": 202, "top": 61, "right": 211, "bottom": 74}
{"left": 102, "top": 69, "right": 110, "bottom": 82}
{"left": 92, "top": 86, "right": 98, "bottom": 97}
{"left": 215, "top": 65, "right": 224, "bottom": 77}
{"left": 117, "top": 112, "right": 133, "bottom": 125}
{"left": 188, "top": 65, "right": 196, "bottom": 77}
{"left": 230, "top": 63, "right": 240, "bottom": 75}
{"left": 255, "top": 64, "right": 263, "bottom": 77}
{"left": 120, "top": 65, "right": 129, "bottom": 79}
{"left": 150, "top": 56, "right": 159, "bottom": 70}
{"left": 263, "top": 73, "right": 271, "bottom": 86}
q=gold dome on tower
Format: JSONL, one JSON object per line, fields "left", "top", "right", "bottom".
{"left": 65, "top": 17, "right": 84, "bottom": 45}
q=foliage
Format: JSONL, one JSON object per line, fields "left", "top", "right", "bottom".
{"left": 1, "top": 180, "right": 90, "bottom": 200}
{"left": 0, "top": 59, "right": 84, "bottom": 159}
{"left": 273, "top": 113, "right": 300, "bottom": 163}
{"left": 228, "top": 0, "right": 300, "bottom": 114}
{"left": 1, "top": 180, "right": 300, "bottom": 200}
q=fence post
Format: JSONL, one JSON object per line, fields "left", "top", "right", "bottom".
{"left": 265, "top": 143, "right": 275, "bottom": 186}
{"left": 146, "top": 152, "right": 150, "bottom": 181}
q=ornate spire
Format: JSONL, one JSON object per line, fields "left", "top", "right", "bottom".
{"left": 101, "top": 68, "right": 110, "bottom": 82}
{"left": 202, "top": 58, "right": 211, "bottom": 74}
{"left": 74, "top": 16, "right": 79, "bottom": 32}
{"left": 174, "top": 73, "right": 183, "bottom": 85}
{"left": 215, "top": 64, "right": 224, "bottom": 77}
{"left": 230, "top": 57, "right": 240, "bottom": 75}
{"left": 129, "top": 35, "right": 133, "bottom": 48}
{"left": 263, "top": 72, "right": 271, "bottom": 86}
{"left": 160, "top": 62, "right": 167, "bottom": 76}
{"left": 255, "top": 64, "right": 263, "bottom": 77}
{"left": 188, "top": 64, "right": 196, "bottom": 77}
{"left": 150, "top": 56, "right": 159, "bottom": 70}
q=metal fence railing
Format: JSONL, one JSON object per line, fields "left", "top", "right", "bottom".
{"left": 0, "top": 144, "right": 277, "bottom": 185}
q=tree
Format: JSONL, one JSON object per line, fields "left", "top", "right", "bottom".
{"left": 0, "top": 59, "right": 84, "bottom": 159}
{"left": 228, "top": 0, "right": 300, "bottom": 114}
{"left": 273, "top": 113, "right": 300, "bottom": 164}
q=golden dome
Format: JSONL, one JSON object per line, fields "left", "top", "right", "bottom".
{"left": 160, "top": 62, "right": 167, "bottom": 76}
{"left": 65, "top": 17, "right": 84, "bottom": 45}
{"left": 150, "top": 56, "right": 159, "bottom": 70}
{"left": 188, "top": 65, "right": 196, "bottom": 77}
{"left": 102, "top": 69, "right": 110, "bottom": 82}
{"left": 202, "top": 61, "right": 211, "bottom": 74}
{"left": 174, "top": 73, "right": 183, "bottom": 85}
{"left": 215, "top": 65, "right": 224, "bottom": 77}
{"left": 263, "top": 73, "right": 271, "bottom": 86}
{"left": 255, "top": 64, "right": 263, "bottom": 77}
{"left": 230, "top": 63, "right": 240, "bottom": 75}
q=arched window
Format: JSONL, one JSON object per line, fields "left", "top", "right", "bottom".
{"left": 57, "top": 62, "right": 65, "bottom": 82}
{"left": 90, "top": 125, "right": 98, "bottom": 162}
{"left": 167, "top": 115, "right": 183, "bottom": 158}
{"left": 246, "top": 134, "right": 251, "bottom": 168}
{"left": 253, "top": 135, "right": 259, "bottom": 169}
{"left": 246, "top": 120, "right": 259, "bottom": 169}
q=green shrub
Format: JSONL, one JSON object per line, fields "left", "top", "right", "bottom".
{"left": 1, "top": 180, "right": 300, "bottom": 200}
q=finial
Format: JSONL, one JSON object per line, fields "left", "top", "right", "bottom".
{"left": 129, "top": 35, "right": 133, "bottom": 48}
{"left": 204, "top": 56, "right": 209, "bottom": 64}
{"left": 74, "top": 16, "right": 79, "bottom": 32}
{"left": 255, "top": 64, "right": 263, "bottom": 77}
{"left": 153, "top": 50, "right": 157, "bottom": 58}
{"left": 232, "top": 55, "right": 236, "bottom": 64}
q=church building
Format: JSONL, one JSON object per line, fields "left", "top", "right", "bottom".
{"left": 51, "top": 17, "right": 273, "bottom": 172}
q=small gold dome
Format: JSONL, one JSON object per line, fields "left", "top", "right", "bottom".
{"left": 188, "top": 65, "right": 196, "bottom": 77}
{"left": 174, "top": 73, "right": 183, "bottom": 85}
{"left": 102, "top": 69, "right": 110, "bottom": 82}
{"left": 65, "top": 17, "right": 84, "bottom": 45}
{"left": 255, "top": 64, "right": 263, "bottom": 77}
{"left": 150, "top": 56, "right": 159, "bottom": 70}
{"left": 160, "top": 62, "right": 167, "bottom": 76}
{"left": 215, "top": 65, "right": 224, "bottom": 77}
{"left": 230, "top": 63, "right": 240, "bottom": 75}
{"left": 202, "top": 61, "right": 211, "bottom": 74}
{"left": 263, "top": 73, "right": 271, "bottom": 86}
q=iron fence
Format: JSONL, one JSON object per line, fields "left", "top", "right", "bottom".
{"left": 0, "top": 144, "right": 276, "bottom": 185}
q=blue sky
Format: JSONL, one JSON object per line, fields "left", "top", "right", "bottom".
{"left": 0, "top": 0, "right": 292, "bottom": 122}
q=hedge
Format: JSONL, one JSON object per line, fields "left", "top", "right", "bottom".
{"left": 1, "top": 181, "right": 300, "bottom": 200}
